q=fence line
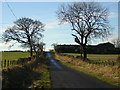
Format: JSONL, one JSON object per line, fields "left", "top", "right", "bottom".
{"left": 60, "top": 54, "right": 117, "bottom": 66}
{"left": 1, "top": 59, "right": 17, "bottom": 68}
{"left": 1, "top": 55, "right": 36, "bottom": 68}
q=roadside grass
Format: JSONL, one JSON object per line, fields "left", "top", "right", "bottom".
{"left": 28, "top": 63, "right": 51, "bottom": 88}
{"left": 61, "top": 53, "right": 118, "bottom": 66}
{"left": 61, "top": 53, "right": 118, "bottom": 62}
{"left": 54, "top": 54, "right": 120, "bottom": 87}
{"left": 2, "top": 54, "right": 51, "bottom": 88}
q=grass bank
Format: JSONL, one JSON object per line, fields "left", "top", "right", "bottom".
{"left": 53, "top": 53, "right": 120, "bottom": 87}
{"left": 2, "top": 53, "right": 51, "bottom": 89}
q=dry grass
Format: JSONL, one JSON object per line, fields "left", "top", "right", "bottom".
{"left": 2, "top": 54, "right": 51, "bottom": 88}
{"left": 54, "top": 54, "right": 120, "bottom": 87}
{"left": 61, "top": 53, "right": 118, "bottom": 65}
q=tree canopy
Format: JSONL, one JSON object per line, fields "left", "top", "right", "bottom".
{"left": 57, "top": 2, "right": 110, "bottom": 59}
{"left": 2, "top": 17, "right": 45, "bottom": 56}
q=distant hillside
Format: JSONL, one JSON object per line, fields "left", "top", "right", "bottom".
{"left": 2, "top": 50, "right": 25, "bottom": 52}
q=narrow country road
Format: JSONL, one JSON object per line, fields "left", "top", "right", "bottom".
{"left": 46, "top": 52, "right": 117, "bottom": 88}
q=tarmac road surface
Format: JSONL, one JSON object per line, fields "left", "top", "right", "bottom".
{"left": 46, "top": 52, "right": 118, "bottom": 88}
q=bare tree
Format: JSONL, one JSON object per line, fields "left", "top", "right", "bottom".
{"left": 21, "top": 37, "right": 45, "bottom": 55}
{"left": 2, "top": 17, "right": 45, "bottom": 56}
{"left": 57, "top": 2, "right": 110, "bottom": 59}
{"left": 33, "top": 41, "right": 45, "bottom": 54}
{"left": 51, "top": 43, "right": 58, "bottom": 52}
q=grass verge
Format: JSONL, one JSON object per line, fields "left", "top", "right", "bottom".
{"left": 2, "top": 54, "right": 51, "bottom": 89}
{"left": 28, "top": 64, "right": 51, "bottom": 88}
{"left": 54, "top": 53, "right": 120, "bottom": 87}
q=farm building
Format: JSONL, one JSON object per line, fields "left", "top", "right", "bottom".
{"left": 54, "top": 42, "right": 120, "bottom": 54}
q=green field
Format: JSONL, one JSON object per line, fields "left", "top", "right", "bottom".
{"left": 61, "top": 53, "right": 119, "bottom": 63}
{"left": 2, "top": 52, "right": 31, "bottom": 61}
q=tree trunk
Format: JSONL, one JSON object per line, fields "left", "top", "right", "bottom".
{"left": 30, "top": 44, "right": 33, "bottom": 57}
{"left": 27, "top": 35, "right": 33, "bottom": 57}
{"left": 83, "top": 45, "right": 87, "bottom": 60}
{"left": 80, "top": 46, "right": 82, "bottom": 57}
{"left": 80, "top": 51, "right": 82, "bottom": 57}
{"left": 33, "top": 45, "right": 37, "bottom": 54}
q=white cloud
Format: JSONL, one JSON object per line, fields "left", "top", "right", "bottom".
{"left": 44, "top": 22, "right": 59, "bottom": 30}
{"left": 0, "top": 43, "right": 12, "bottom": 47}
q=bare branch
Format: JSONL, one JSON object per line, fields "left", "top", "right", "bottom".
{"left": 2, "top": 17, "right": 45, "bottom": 56}
{"left": 57, "top": 2, "right": 110, "bottom": 59}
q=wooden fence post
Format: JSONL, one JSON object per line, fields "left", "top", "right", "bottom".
{"left": 1, "top": 61, "right": 3, "bottom": 68}
{"left": 14, "top": 60, "right": 15, "bottom": 65}
{"left": 10, "top": 60, "right": 12, "bottom": 66}
{"left": 12, "top": 60, "right": 14, "bottom": 65}
{"left": 4, "top": 59, "right": 6, "bottom": 67}
{"left": 7, "top": 60, "right": 9, "bottom": 67}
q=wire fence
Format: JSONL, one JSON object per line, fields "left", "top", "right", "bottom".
{"left": 60, "top": 54, "right": 117, "bottom": 66}
{"left": 1, "top": 55, "right": 36, "bottom": 68}
{"left": 1, "top": 60, "right": 17, "bottom": 68}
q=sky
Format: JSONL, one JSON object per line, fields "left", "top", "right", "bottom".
{"left": 0, "top": 0, "right": 119, "bottom": 51}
